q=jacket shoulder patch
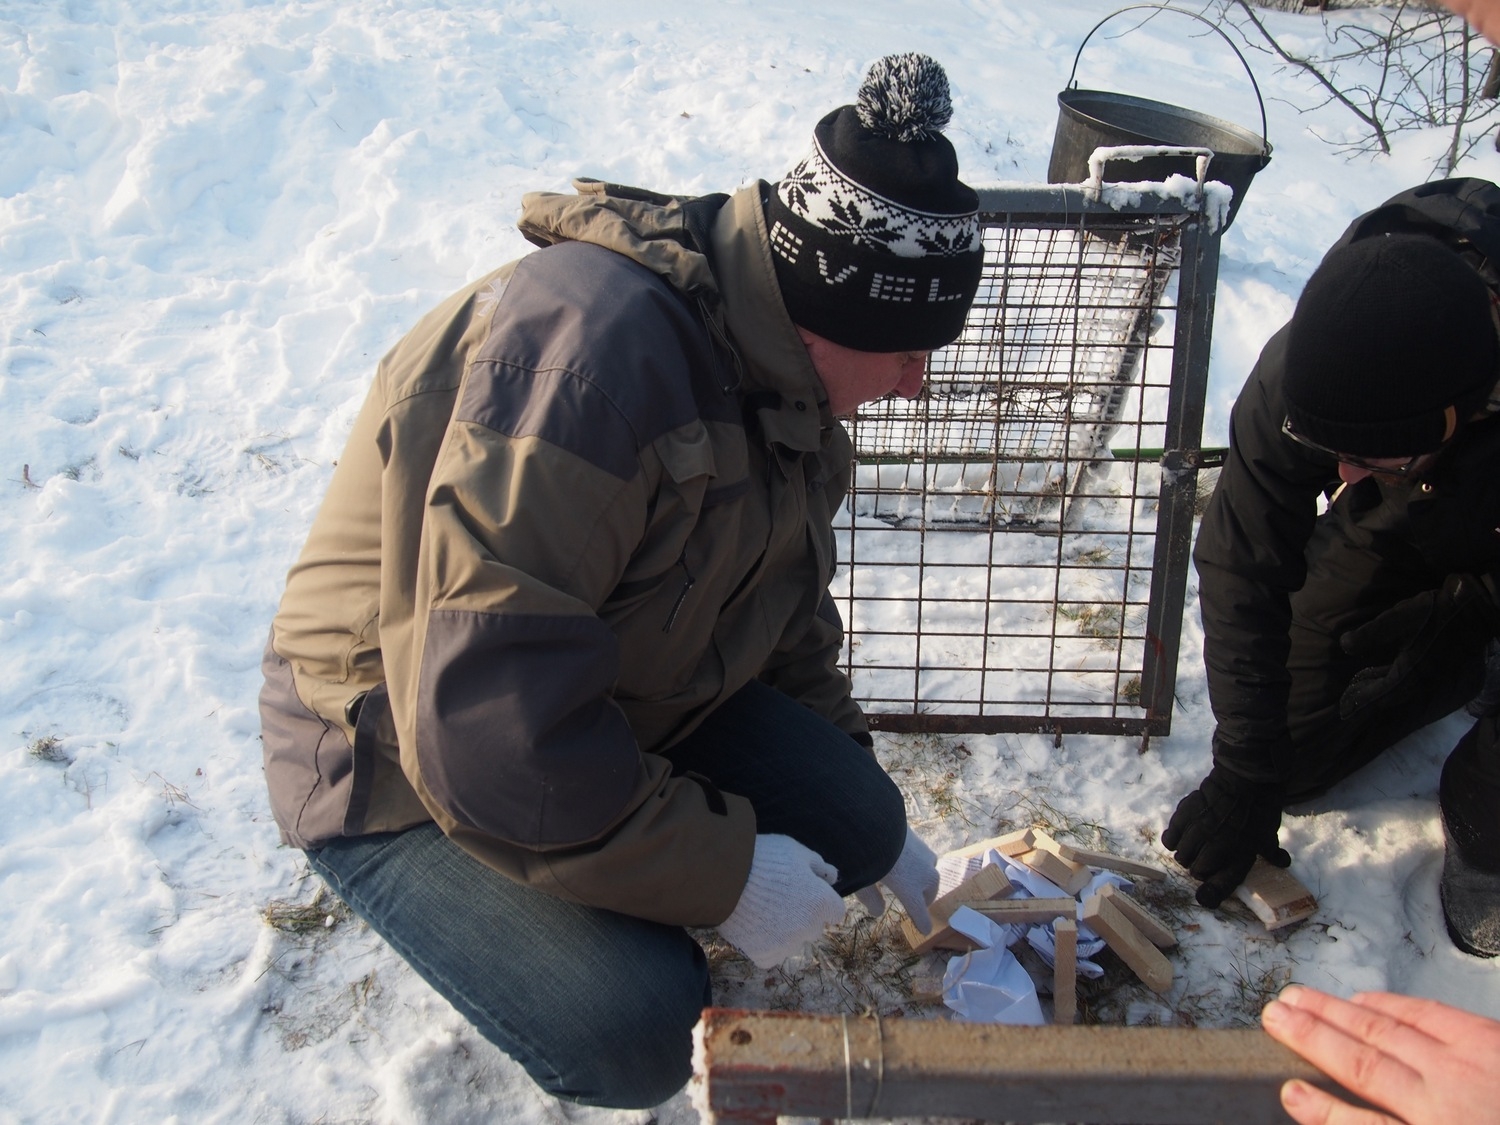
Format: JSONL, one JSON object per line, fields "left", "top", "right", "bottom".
{"left": 457, "top": 243, "right": 738, "bottom": 480}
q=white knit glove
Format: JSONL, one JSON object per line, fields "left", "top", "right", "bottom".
{"left": 855, "top": 827, "right": 939, "bottom": 932}
{"left": 718, "top": 834, "right": 847, "bottom": 969}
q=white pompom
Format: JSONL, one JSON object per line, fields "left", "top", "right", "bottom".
{"left": 855, "top": 53, "right": 953, "bottom": 142}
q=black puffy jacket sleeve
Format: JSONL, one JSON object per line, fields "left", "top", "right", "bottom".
{"left": 1192, "top": 328, "right": 1341, "bottom": 783}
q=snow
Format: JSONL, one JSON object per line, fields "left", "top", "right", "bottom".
{"left": 2, "top": 1, "right": 1498, "bottom": 1121}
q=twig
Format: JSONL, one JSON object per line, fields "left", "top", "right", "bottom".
{"left": 1445, "top": 21, "right": 1476, "bottom": 175}
{"left": 1230, "top": 0, "right": 1391, "bottom": 153}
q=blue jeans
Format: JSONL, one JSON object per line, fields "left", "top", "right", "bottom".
{"left": 306, "top": 680, "right": 907, "bottom": 1108}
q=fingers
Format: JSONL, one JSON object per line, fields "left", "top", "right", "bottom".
{"left": 1339, "top": 668, "right": 1391, "bottom": 720}
{"left": 1193, "top": 852, "right": 1254, "bottom": 908}
{"left": 1278, "top": 986, "right": 1440, "bottom": 1057}
{"left": 808, "top": 855, "right": 839, "bottom": 886}
{"left": 854, "top": 885, "right": 886, "bottom": 918}
{"left": 1160, "top": 791, "right": 1207, "bottom": 854}
{"left": 902, "top": 895, "right": 932, "bottom": 934}
{"left": 1347, "top": 991, "right": 1500, "bottom": 1047}
{"left": 1279, "top": 1079, "right": 1403, "bottom": 1125}
{"left": 1262, "top": 987, "right": 1428, "bottom": 1117}
{"left": 1262, "top": 844, "right": 1293, "bottom": 868}
{"left": 1171, "top": 817, "right": 1219, "bottom": 871}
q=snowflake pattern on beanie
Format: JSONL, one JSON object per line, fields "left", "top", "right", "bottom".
{"left": 776, "top": 136, "right": 978, "bottom": 259}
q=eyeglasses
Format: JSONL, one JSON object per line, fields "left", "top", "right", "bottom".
{"left": 1280, "top": 416, "right": 1425, "bottom": 477}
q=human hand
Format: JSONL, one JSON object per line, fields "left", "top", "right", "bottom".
{"left": 717, "top": 834, "right": 847, "bottom": 969}
{"left": 1261, "top": 984, "right": 1500, "bottom": 1125}
{"left": 854, "top": 826, "right": 939, "bottom": 931}
{"left": 1161, "top": 764, "right": 1289, "bottom": 907}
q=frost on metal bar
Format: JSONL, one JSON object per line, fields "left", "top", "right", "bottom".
{"left": 835, "top": 184, "right": 1220, "bottom": 737}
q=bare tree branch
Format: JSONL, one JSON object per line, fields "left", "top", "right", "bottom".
{"left": 1230, "top": 0, "right": 1391, "bottom": 153}
{"left": 1445, "top": 21, "right": 1475, "bottom": 175}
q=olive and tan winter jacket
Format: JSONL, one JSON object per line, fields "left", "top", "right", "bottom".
{"left": 259, "top": 181, "right": 869, "bottom": 926}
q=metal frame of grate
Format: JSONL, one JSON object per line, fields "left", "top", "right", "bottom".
{"left": 834, "top": 185, "right": 1221, "bottom": 740}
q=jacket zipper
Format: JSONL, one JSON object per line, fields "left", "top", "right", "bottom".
{"left": 663, "top": 553, "right": 697, "bottom": 634}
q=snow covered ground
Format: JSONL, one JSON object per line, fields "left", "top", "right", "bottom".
{"left": 3, "top": 1, "right": 1498, "bottom": 1121}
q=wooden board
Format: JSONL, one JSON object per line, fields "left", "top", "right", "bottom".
{"left": 966, "top": 897, "right": 1076, "bottom": 925}
{"left": 1049, "top": 840, "right": 1168, "bottom": 882}
{"left": 1012, "top": 847, "right": 1092, "bottom": 896}
{"left": 1082, "top": 892, "right": 1173, "bottom": 994}
{"left": 1233, "top": 858, "right": 1317, "bottom": 931}
{"left": 901, "top": 917, "right": 979, "bottom": 954}
{"left": 931, "top": 862, "right": 1013, "bottom": 924}
{"left": 948, "top": 828, "right": 1035, "bottom": 861}
{"left": 1097, "top": 884, "right": 1176, "bottom": 948}
{"left": 1053, "top": 917, "right": 1077, "bottom": 1026}
{"left": 695, "top": 1009, "right": 1367, "bottom": 1125}
{"left": 1028, "top": 828, "right": 1166, "bottom": 883}
{"left": 903, "top": 864, "right": 1014, "bottom": 954}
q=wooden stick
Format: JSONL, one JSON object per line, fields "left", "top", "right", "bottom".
{"left": 901, "top": 917, "right": 979, "bottom": 955}
{"left": 1012, "top": 847, "right": 1092, "bottom": 896}
{"left": 930, "top": 863, "right": 1012, "bottom": 922}
{"left": 1097, "top": 884, "right": 1176, "bottom": 948}
{"left": 1047, "top": 839, "right": 1168, "bottom": 882}
{"left": 965, "top": 897, "right": 1076, "bottom": 925}
{"left": 1082, "top": 892, "right": 1173, "bottom": 994}
{"left": 948, "top": 827, "right": 1035, "bottom": 861}
{"left": 1233, "top": 857, "right": 1317, "bottom": 931}
{"left": 694, "top": 1009, "right": 1362, "bottom": 1124}
{"left": 903, "top": 864, "right": 1013, "bottom": 954}
{"left": 1029, "top": 828, "right": 1166, "bottom": 883}
{"left": 1053, "top": 917, "right": 1077, "bottom": 1026}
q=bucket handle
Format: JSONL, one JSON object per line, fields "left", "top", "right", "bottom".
{"left": 1065, "top": 3, "right": 1270, "bottom": 157}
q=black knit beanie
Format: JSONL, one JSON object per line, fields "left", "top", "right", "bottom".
{"left": 1283, "top": 233, "right": 1497, "bottom": 456}
{"left": 764, "top": 54, "right": 983, "bottom": 353}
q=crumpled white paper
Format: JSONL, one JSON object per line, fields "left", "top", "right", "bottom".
{"left": 942, "top": 942, "right": 1046, "bottom": 1025}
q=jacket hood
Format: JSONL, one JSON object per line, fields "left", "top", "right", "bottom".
{"left": 1331, "top": 177, "right": 1500, "bottom": 289}
{"left": 518, "top": 179, "right": 723, "bottom": 300}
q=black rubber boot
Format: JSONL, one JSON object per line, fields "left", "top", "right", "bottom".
{"left": 1439, "top": 715, "right": 1500, "bottom": 958}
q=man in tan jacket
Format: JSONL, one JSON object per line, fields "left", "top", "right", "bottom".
{"left": 259, "top": 54, "right": 982, "bottom": 1108}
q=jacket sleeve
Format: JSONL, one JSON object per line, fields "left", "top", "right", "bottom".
{"left": 387, "top": 251, "right": 756, "bottom": 928}
{"left": 1192, "top": 328, "right": 1337, "bottom": 783}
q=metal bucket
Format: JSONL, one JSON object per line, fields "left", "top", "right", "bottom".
{"left": 1047, "top": 5, "right": 1272, "bottom": 230}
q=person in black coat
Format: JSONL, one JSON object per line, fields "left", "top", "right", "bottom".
{"left": 1164, "top": 178, "right": 1500, "bottom": 957}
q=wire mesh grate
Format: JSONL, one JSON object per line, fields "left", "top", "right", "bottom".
{"left": 833, "top": 195, "right": 1217, "bottom": 737}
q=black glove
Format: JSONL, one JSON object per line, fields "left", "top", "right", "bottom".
{"left": 1339, "top": 574, "right": 1500, "bottom": 719}
{"left": 1161, "top": 764, "right": 1290, "bottom": 908}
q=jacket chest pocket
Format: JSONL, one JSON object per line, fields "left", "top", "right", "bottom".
{"left": 606, "top": 476, "right": 765, "bottom": 699}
